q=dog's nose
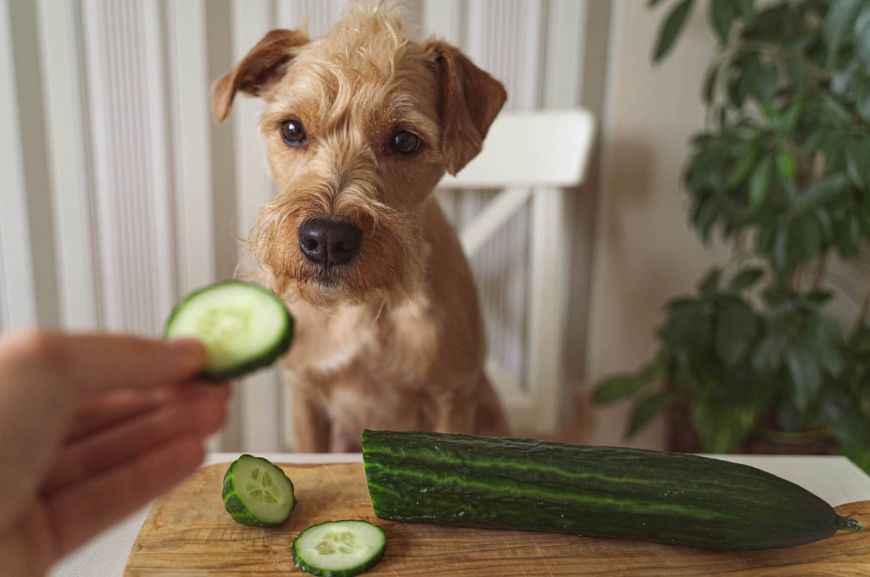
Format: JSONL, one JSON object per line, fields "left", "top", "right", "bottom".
{"left": 298, "top": 218, "right": 363, "bottom": 266}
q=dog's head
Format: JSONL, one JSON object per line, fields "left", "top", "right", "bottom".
{"left": 213, "top": 3, "right": 506, "bottom": 306}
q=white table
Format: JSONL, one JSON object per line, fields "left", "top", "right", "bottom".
{"left": 51, "top": 453, "right": 870, "bottom": 577}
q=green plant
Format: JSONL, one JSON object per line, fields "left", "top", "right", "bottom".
{"left": 594, "top": 0, "right": 870, "bottom": 465}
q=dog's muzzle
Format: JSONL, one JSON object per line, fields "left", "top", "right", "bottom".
{"left": 298, "top": 218, "right": 363, "bottom": 268}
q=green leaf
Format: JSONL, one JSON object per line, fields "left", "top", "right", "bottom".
{"left": 716, "top": 299, "right": 760, "bottom": 365}
{"left": 793, "top": 215, "right": 822, "bottom": 262}
{"left": 846, "top": 140, "right": 870, "bottom": 189}
{"left": 774, "top": 225, "right": 790, "bottom": 272}
{"left": 785, "top": 346, "right": 822, "bottom": 411}
{"left": 694, "top": 197, "right": 719, "bottom": 244}
{"left": 756, "top": 62, "right": 779, "bottom": 103}
{"left": 736, "top": 0, "right": 755, "bottom": 19}
{"left": 626, "top": 391, "right": 674, "bottom": 438}
{"left": 749, "top": 156, "right": 771, "bottom": 208}
{"left": 727, "top": 141, "right": 761, "bottom": 189}
{"left": 805, "top": 290, "right": 834, "bottom": 307}
{"left": 824, "top": 0, "right": 862, "bottom": 67}
{"left": 776, "top": 149, "right": 797, "bottom": 188}
{"left": 753, "top": 333, "right": 787, "bottom": 372}
{"left": 728, "top": 267, "right": 765, "bottom": 292}
{"left": 710, "top": 0, "right": 736, "bottom": 44}
{"left": 690, "top": 401, "right": 758, "bottom": 453}
{"left": 593, "top": 374, "right": 650, "bottom": 404}
{"left": 648, "top": 0, "right": 669, "bottom": 7}
{"left": 703, "top": 62, "right": 720, "bottom": 105}
{"left": 699, "top": 267, "right": 722, "bottom": 294}
{"left": 653, "top": 0, "right": 695, "bottom": 63}
{"left": 792, "top": 174, "right": 849, "bottom": 215}
{"left": 855, "top": 8, "right": 870, "bottom": 66}
{"left": 782, "top": 99, "right": 803, "bottom": 131}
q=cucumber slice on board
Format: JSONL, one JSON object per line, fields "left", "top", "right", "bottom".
{"left": 292, "top": 520, "right": 386, "bottom": 577}
{"left": 222, "top": 454, "right": 296, "bottom": 527}
{"left": 164, "top": 280, "right": 293, "bottom": 380}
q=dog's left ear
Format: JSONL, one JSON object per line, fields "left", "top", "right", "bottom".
{"left": 424, "top": 41, "right": 507, "bottom": 175}
{"left": 212, "top": 28, "right": 309, "bottom": 122}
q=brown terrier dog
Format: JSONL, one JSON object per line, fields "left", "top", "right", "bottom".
{"left": 213, "top": 3, "right": 508, "bottom": 452}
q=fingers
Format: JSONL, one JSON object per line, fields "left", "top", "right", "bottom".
{"left": 66, "top": 386, "right": 178, "bottom": 442}
{"left": 45, "top": 435, "right": 206, "bottom": 558}
{"left": 44, "top": 384, "right": 228, "bottom": 494}
{"left": 2, "top": 330, "right": 207, "bottom": 394}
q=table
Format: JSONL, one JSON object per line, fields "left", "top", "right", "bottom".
{"left": 51, "top": 453, "right": 870, "bottom": 577}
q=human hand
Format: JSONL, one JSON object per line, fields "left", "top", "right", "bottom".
{"left": 0, "top": 330, "right": 229, "bottom": 577}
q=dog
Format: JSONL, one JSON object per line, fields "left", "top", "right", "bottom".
{"left": 212, "top": 2, "right": 508, "bottom": 452}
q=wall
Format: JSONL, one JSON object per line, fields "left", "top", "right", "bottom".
{"left": 586, "top": 0, "right": 727, "bottom": 448}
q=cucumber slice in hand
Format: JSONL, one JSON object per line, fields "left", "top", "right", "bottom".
{"left": 222, "top": 454, "right": 296, "bottom": 527}
{"left": 293, "top": 520, "right": 386, "bottom": 577}
{"left": 165, "top": 280, "right": 293, "bottom": 380}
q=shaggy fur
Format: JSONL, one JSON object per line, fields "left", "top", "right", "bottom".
{"left": 213, "top": 2, "right": 508, "bottom": 452}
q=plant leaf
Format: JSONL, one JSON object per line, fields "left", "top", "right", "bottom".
{"left": 699, "top": 267, "right": 722, "bottom": 294}
{"left": 690, "top": 401, "right": 758, "bottom": 453}
{"left": 703, "top": 61, "right": 720, "bottom": 105}
{"left": 716, "top": 299, "right": 760, "bottom": 365}
{"left": 653, "top": 0, "right": 695, "bottom": 63}
{"left": 728, "top": 267, "right": 765, "bottom": 292}
{"left": 749, "top": 156, "right": 771, "bottom": 208}
{"left": 593, "top": 373, "right": 650, "bottom": 404}
{"left": 785, "top": 345, "right": 822, "bottom": 411}
{"left": 855, "top": 7, "right": 870, "bottom": 66}
{"left": 728, "top": 139, "right": 761, "bottom": 188}
{"left": 846, "top": 139, "right": 870, "bottom": 189}
{"left": 756, "top": 62, "right": 779, "bottom": 103}
{"left": 626, "top": 391, "right": 674, "bottom": 438}
{"left": 792, "top": 174, "right": 849, "bottom": 215}
{"left": 736, "top": 0, "right": 755, "bottom": 19}
{"left": 824, "top": 0, "right": 862, "bottom": 67}
{"left": 776, "top": 149, "right": 797, "bottom": 187}
{"left": 753, "top": 332, "right": 787, "bottom": 372}
{"left": 710, "top": 0, "right": 736, "bottom": 44}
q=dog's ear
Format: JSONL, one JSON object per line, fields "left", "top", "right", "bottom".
{"left": 212, "top": 29, "right": 309, "bottom": 122}
{"left": 424, "top": 41, "right": 507, "bottom": 175}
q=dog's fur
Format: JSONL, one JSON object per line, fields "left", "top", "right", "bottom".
{"left": 213, "top": 2, "right": 508, "bottom": 452}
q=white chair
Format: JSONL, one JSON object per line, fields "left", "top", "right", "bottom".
{"left": 437, "top": 109, "right": 595, "bottom": 434}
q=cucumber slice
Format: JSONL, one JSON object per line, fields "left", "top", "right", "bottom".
{"left": 164, "top": 280, "right": 293, "bottom": 380}
{"left": 222, "top": 454, "right": 295, "bottom": 527}
{"left": 292, "top": 520, "right": 386, "bottom": 577}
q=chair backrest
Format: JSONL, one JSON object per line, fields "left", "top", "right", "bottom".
{"left": 436, "top": 108, "right": 596, "bottom": 435}
{"left": 437, "top": 109, "right": 595, "bottom": 189}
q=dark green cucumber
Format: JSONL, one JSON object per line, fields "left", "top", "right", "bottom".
{"left": 222, "top": 454, "right": 295, "bottom": 527}
{"left": 362, "top": 429, "right": 862, "bottom": 551}
{"left": 164, "top": 280, "right": 293, "bottom": 380}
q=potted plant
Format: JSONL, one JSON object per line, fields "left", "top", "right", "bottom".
{"left": 593, "top": 0, "right": 870, "bottom": 470}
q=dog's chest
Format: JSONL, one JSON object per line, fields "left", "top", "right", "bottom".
{"left": 285, "top": 298, "right": 437, "bottom": 388}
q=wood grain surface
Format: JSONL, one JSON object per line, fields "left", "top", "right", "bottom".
{"left": 125, "top": 463, "right": 870, "bottom": 577}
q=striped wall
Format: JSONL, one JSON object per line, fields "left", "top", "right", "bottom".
{"left": 0, "top": 0, "right": 596, "bottom": 450}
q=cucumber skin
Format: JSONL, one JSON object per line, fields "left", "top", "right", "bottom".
{"left": 164, "top": 280, "right": 294, "bottom": 381}
{"left": 362, "top": 429, "right": 854, "bottom": 551}
{"left": 221, "top": 454, "right": 295, "bottom": 528}
{"left": 292, "top": 520, "right": 386, "bottom": 577}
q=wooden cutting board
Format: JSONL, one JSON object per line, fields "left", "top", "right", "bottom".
{"left": 125, "top": 463, "right": 870, "bottom": 577}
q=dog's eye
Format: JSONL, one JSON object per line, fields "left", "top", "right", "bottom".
{"left": 280, "top": 119, "right": 307, "bottom": 148}
{"left": 389, "top": 130, "right": 422, "bottom": 155}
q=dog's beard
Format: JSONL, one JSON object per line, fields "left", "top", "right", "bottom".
{"left": 249, "top": 191, "right": 426, "bottom": 308}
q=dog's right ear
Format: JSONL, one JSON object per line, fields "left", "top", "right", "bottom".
{"left": 212, "top": 29, "right": 309, "bottom": 122}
